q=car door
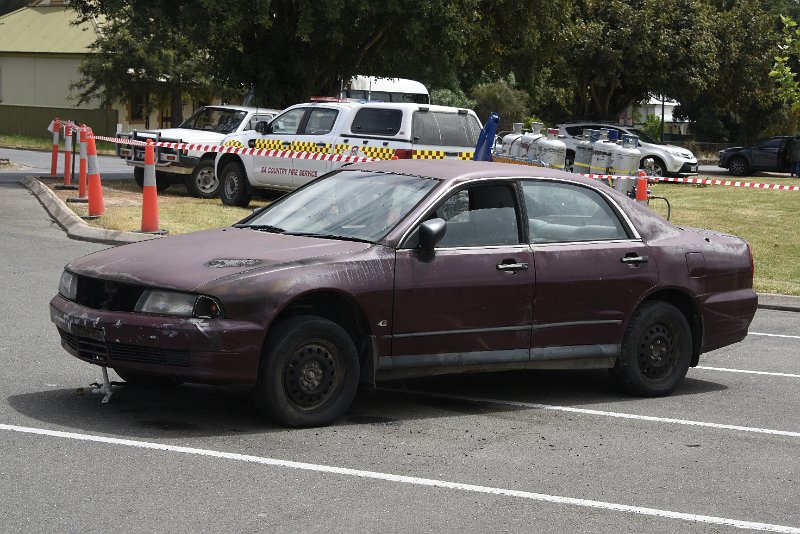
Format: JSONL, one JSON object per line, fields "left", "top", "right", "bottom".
{"left": 750, "top": 137, "right": 785, "bottom": 171}
{"left": 290, "top": 107, "right": 340, "bottom": 187}
{"left": 249, "top": 107, "right": 308, "bottom": 187}
{"left": 521, "top": 180, "right": 659, "bottom": 363}
{"left": 390, "top": 182, "right": 535, "bottom": 371}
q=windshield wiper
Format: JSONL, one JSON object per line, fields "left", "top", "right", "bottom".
{"left": 233, "top": 224, "right": 285, "bottom": 233}
{"left": 288, "top": 232, "right": 373, "bottom": 243}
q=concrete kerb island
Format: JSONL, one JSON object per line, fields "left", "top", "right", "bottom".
{"left": 21, "top": 176, "right": 162, "bottom": 246}
{"left": 19, "top": 175, "right": 800, "bottom": 312}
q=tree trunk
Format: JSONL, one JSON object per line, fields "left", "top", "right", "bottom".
{"left": 171, "top": 87, "right": 183, "bottom": 128}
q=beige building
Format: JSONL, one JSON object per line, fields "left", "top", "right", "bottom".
{"left": 0, "top": 0, "right": 199, "bottom": 135}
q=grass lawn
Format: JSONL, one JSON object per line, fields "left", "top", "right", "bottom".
{"left": 39, "top": 173, "right": 800, "bottom": 296}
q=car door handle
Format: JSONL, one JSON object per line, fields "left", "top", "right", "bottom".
{"left": 621, "top": 255, "right": 649, "bottom": 264}
{"left": 282, "top": 141, "right": 291, "bottom": 146}
{"left": 316, "top": 142, "right": 327, "bottom": 147}
{"left": 496, "top": 262, "right": 529, "bottom": 272}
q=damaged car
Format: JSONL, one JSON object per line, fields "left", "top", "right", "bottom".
{"left": 50, "top": 160, "right": 758, "bottom": 427}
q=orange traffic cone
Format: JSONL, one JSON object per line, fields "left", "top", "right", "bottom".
{"left": 86, "top": 130, "right": 105, "bottom": 218}
{"left": 49, "top": 118, "right": 60, "bottom": 177}
{"left": 635, "top": 176, "right": 648, "bottom": 205}
{"left": 140, "top": 140, "right": 164, "bottom": 233}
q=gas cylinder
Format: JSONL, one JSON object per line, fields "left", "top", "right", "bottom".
{"left": 516, "top": 122, "right": 543, "bottom": 161}
{"left": 590, "top": 129, "right": 614, "bottom": 175}
{"left": 498, "top": 123, "right": 524, "bottom": 157}
{"left": 573, "top": 129, "right": 599, "bottom": 174}
{"left": 532, "top": 128, "right": 567, "bottom": 169}
{"left": 610, "top": 134, "right": 641, "bottom": 195}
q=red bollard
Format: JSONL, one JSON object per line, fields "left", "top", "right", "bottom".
{"left": 55, "top": 123, "right": 78, "bottom": 190}
{"left": 50, "top": 118, "right": 61, "bottom": 177}
{"left": 86, "top": 130, "right": 105, "bottom": 218}
{"left": 140, "top": 140, "right": 164, "bottom": 233}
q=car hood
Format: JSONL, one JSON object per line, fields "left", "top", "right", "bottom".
{"left": 66, "top": 228, "right": 372, "bottom": 291}
{"left": 134, "top": 128, "right": 227, "bottom": 144}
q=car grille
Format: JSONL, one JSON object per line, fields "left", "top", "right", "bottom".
{"left": 74, "top": 275, "right": 146, "bottom": 312}
{"left": 58, "top": 328, "right": 190, "bottom": 367}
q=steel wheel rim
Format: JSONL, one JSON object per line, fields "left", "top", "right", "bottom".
{"left": 197, "top": 168, "right": 218, "bottom": 194}
{"left": 224, "top": 172, "right": 239, "bottom": 197}
{"left": 636, "top": 322, "right": 678, "bottom": 381}
{"left": 283, "top": 342, "right": 341, "bottom": 411}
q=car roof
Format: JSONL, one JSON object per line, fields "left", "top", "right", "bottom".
{"left": 347, "top": 159, "right": 600, "bottom": 187}
{"left": 285, "top": 101, "right": 476, "bottom": 114}
{"left": 202, "top": 105, "right": 281, "bottom": 114}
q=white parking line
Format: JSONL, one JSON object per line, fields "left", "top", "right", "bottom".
{"left": 750, "top": 332, "right": 800, "bottom": 340}
{"left": 1, "top": 423, "right": 798, "bottom": 533}
{"left": 383, "top": 390, "right": 800, "bottom": 439}
{"left": 696, "top": 366, "right": 800, "bottom": 379}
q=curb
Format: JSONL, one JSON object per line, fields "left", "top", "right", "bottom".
{"left": 19, "top": 176, "right": 800, "bottom": 312}
{"left": 20, "top": 176, "right": 163, "bottom": 246}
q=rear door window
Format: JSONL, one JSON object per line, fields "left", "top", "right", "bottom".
{"left": 412, "top": 111, "right": 481, "bottom": 147}
{"left": 351, "top": 109, "right": 402, "bottom": 136}
{"left": 301, "top": 108, "right": 339, "bottom": 135}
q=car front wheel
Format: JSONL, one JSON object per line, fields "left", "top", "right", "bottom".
{"left": 185, "top": 159, "right": 219, "bottom": 198}
{"left": 219, "top": 161, "right": 252, "bottom": 207}
{"left": 254, "top": 316, "right": 360, "bottom": 427}
{"left": 612, "top": 301, "right": 692, "bottom": 396}
{"left": 728, "top": 156, "right": 749, "bottom": 176}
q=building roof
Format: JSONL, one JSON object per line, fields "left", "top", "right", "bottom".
{"left": 0, "top": 2, "right": 99, "bottom": 55}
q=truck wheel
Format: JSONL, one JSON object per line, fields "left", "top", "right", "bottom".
{"left": 184, "top": 159, "right": 219, "bottom": 198}
{"left": 254, "top": 316, "right": 360, "bottom": 427}
{"left": 611, "top": 301, "right": 692, "bottom": 397}
{"left": 134, "top": 167, "right": 170, "bottom": 191}
{"left": 133, "top": 166, "right": 144, "bottom": 189}
{"left": 220, "top": 161, "right": 252, "bottom": 207}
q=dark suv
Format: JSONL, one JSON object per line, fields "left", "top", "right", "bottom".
{"left": 718, "top": 136, "right": 792, "bottom": 176}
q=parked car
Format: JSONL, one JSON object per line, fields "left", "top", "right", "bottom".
{"left": 117, "top": 105, "right": 280, "bottom": 198}
{"left": 718, "top": 136, "right": 793, "bottom": 176}
{"left": 51, "top": 160, "right": 757, "bottom": 427}
{"left": 558, "top": 121, "right": 698, "bottom": 177}
{"left": 215, "top": 100, "right": 482, "bottom": 207}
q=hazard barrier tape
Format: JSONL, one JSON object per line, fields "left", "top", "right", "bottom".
{"left": 88, "top": 132, "right": 800, "bottom": 191}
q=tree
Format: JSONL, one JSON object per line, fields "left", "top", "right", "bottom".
{"left": 470, "top": 75, "right": 530, "bottom": 128}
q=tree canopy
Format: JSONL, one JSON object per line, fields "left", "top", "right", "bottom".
{"left": 66, "top": 0, "right": 795, "bottom": 142}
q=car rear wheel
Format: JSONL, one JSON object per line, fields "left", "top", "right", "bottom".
{"left": 254, "top": 316, "right": 360, "bottom": 427}
{"left": 612, "top": 301, "right": 692, "bottom": 396}
{"left": 219, "top": 161, "right": 252, "bottom": 207}
{"left": 728, "top": 156, "right": 749, "bottom": 176}
{"left": 184, "top": 159, "right": 219, "bottom": 198}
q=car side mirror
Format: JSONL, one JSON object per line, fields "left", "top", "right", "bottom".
{"left": 255, "top": 121, "right": 270, "bottom": 135}
{"left": 418, "top": 218, "right": 447, "bottom": 253}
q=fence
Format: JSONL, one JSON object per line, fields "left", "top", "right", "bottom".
{"left": 0, "top": 104, "right": 118, "bottom": 138}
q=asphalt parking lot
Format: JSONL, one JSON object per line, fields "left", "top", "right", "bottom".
{"left": 1, "top": 152, "right": 798, "bottom": 533}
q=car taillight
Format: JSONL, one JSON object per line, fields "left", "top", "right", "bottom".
{"left": 394, "top": 149, "right": 413, "bottom": 159}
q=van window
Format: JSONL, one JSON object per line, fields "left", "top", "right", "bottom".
{"left": 351, "top": 109, "right": 402, "bottom": 136}
{"left": 412, "top": 111, "right": 481, "bottom": 147}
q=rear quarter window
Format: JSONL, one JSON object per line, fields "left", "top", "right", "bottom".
{"left": 351, "top": 109, "right": 403, "bottom": 136}
{"left": 412, "top": 111, "right": 481, "bottom": 147}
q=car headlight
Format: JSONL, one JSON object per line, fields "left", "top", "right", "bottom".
{"left": 58, "top": 270, "right": 77, "bottom": 301}
{"left": 669, "top": 148, "right": 694, "bottom": 159}
{"left": 135, "top": 290, "right": 222, "bottom": 318}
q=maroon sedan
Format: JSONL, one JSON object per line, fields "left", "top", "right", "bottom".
{"left": 50, "top": 160, "right": 757, "bottom": 427}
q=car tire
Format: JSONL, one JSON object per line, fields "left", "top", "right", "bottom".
{"left": 133, "top": 166, "right": 144, "bottom": 189}
{"left": 134, "top": 167, "right": 171, "bottom": 191}
{"left": 253, "top": 316, "right": 360, "bottom": 427}
{"left": 728, "top": 156, "right": 749, "bottom": 176}
{"left": 641, "top": 157, "right": 666, "bottom": 178}
{"left": 219, "top": 161, "right": 252, "bottom": 207}
{"left": 184, "top": 159, "right": 219, "bottom": 198}
{"left": 115, "top": 369, "right": 183, "bottom": 388}
{"left": 611, "top": 301, "right": 692, "bottom": 397}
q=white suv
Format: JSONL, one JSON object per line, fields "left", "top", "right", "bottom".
{"left": 215, "top": 101, "right": 482, "bottom": 207}
{"left": 557, "top": 121, "right": 698, "bottom": 176}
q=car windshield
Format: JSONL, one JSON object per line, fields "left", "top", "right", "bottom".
{"left": 238, "top": 170, "right": 438, "bottom": 243}
{"left": 629, "top": 128, "right": 663, "bottom": 145}
{"left": 179, "top": 108, "right": 247, "bottom": 134}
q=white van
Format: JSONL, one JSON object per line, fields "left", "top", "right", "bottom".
{"left": 215, "top": 100, "right": 481, "bottom": 206}
{"left": 340, "top": 75, "right": 430, "bottom": 104}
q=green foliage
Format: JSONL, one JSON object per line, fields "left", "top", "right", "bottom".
{"left": 430, "top": 88, "right": 476, "bottom": 109}
{"left": 642, "top": 114, "right": 663, "bottom": 140}
{"left": 470, "top": 76, "right": 530, "bottom": 129}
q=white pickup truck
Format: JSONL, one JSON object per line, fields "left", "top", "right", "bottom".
{"left": 215, "top": 100, "right": 482, "bottom": 207}
{"left": 117, "top": 105, "right": 280, "bottom": 198}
